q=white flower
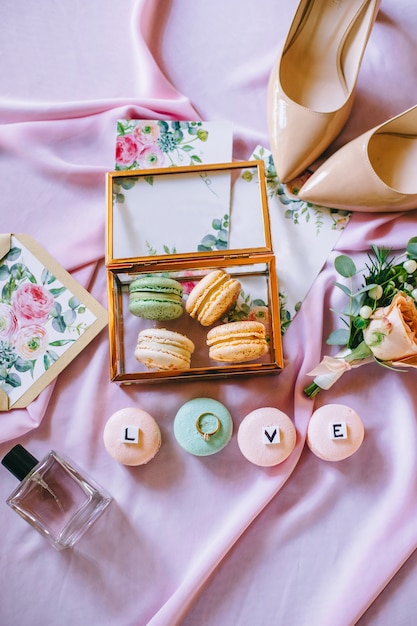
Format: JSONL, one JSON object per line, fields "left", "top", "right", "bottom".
{"left": 368, "top": 285, "right": 383, "bottom": 300}
{"left": 403, "top": 259, "right": 417, "bottom": 274}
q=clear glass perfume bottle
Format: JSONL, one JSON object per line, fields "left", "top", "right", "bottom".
{"left": 2, "top": 444, "right": 112, "bottom": 550}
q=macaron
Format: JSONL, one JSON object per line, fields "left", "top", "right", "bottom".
{"left": 135, "top": 328, "right": 195, "bottom": 370}
{"left": 128, "top": 275, "right": 183, "bottom": 320}
{"left": 206, "top": 320, "right": 268, "bottom": 363}
{"left": 237, "top": 407, "right": 296, "bottom": 467}
{"left": 173, "top": 397, "right": 233, "bottom": 456}
{"left": 103, "top": 407, "right": 161, "bottom": 466}
{"left": 306, "top": 404, "right": 365, "bottom": 462}
{"left": 185, "top": 269, "right": 241, "bottom": 326}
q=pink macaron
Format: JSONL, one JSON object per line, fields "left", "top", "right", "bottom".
{"left": 103, "top": 407, "right": 161, "bottom": 466}
{"left": 306, "top": 404, "right": 365, "bottom": 461}
{"left": 237, "top": 407, "right": 296, "bottom": 467}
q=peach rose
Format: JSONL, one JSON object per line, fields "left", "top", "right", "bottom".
{"left": 363, "top": 292, "right": 417, "bottom": 365}
{"left": 14, "top": 324, "right": 49, "bottom": 359}
{"left": 137, "top": 144, "right": 165, "bottom": 168}
{"left": 134, "top": 121, "right": 161, "bottom": 146}
{"left": 12, "top": 283, "right": 54, "bottom": 327}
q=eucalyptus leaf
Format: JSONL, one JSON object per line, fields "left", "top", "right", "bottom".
{"left": 69, "top": 296, "right": 81, "bottom": 310}
{"left": 217, "top": 229, "right": 228, "bottom": 243}
{"left": 64, "top": 309, "right": 76, "bottom": 325}
{"left": 199, "top": 234, "right": 217, "bottom": 247}
{"left": 14, "top": 357, "right": 35, "bottom": 373}
{"left": 333, "top": 281, "right": 352, "bottom": 297}
{"left": 326, "top": 328, "right": 350, "bottom": 345}
{"left": 52, "top": 315, "right": 66, "bottom": 333}
{"left": 5, "top": 373, "right": 21, "bottom": 388}
{"left": 6, "top": 247, "right": 21, "bottom": 261}
{"left": 50, "top": 287, "right": 66, "bottom": 298}
{"left": 406, "top": 237, "right": 417, "bottom": 259}
{"left": 334, "top": 255, "right": 357, "bottom": 277}
{"left": 0, "top": 265, "right": 10, "bottom": 280}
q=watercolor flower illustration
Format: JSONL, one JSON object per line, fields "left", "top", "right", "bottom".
{"left": 250, "top": 147, "right": 350, "bottom": 233}
{"left": 115, "top": 120, "right": 209, "bottom": 172}
{"left": 0, "top": 243, "right": 91, "bottom": 396}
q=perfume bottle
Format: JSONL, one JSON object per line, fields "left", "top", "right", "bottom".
{"left": 1, "top": 444, "right": 112, "bottom": 550}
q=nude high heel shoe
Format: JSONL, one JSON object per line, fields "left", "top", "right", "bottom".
{"left": 298, "top": 104, "right": 417, "bottom": 212}
{"left": 267, "top": 0, "right": 381, "bottom": 183}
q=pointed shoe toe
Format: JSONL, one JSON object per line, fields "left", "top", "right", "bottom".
{"left": 298, "top": 105, "right": 417, "bottom": 213}
{"left": 267, "top": 0, "right": 381, "bottom": 183}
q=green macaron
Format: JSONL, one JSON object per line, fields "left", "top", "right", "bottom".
{"left": 128, "top": 276, "right": 183, "bottom": 320}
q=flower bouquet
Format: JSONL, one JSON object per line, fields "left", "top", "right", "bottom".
{"left": 304, "top": 237, "right": 417, "bottom": 398}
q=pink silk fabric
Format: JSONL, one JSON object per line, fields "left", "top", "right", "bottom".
{"left": 1, "top": 1, "right": 417, "bottom": 624}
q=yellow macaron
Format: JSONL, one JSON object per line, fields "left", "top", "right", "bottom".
{"left": 206, "top": 320, "right": 268, "bottom": 363}
{"left": 185, "top": 269, "right": 241, "bottom": 326}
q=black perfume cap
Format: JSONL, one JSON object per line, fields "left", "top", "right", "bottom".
{"left": 1, "top": 444, "right": 39, "bottom": 481}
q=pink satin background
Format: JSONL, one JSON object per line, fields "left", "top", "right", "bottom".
{"left": 1, "top": 0, "right": 417, "bottom": 624}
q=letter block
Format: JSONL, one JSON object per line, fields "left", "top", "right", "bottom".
{"left": 121, "top": 426, "right": 140, "bottom": 444}
{"left": 263, "top": 425, "right": 281, "bottom": 445}
{"left": 329, "top": 421, "right": 348, "bottom": 440}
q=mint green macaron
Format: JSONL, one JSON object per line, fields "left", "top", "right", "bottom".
{"left": 128, "top": 276, "right": 183, "bottom": 321}
{"left": 173, "top": 397, "right": 233, "bottom": 456}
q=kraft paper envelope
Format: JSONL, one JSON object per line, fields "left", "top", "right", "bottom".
{"left": 0, "top": 234, "right": 108, "bottom": 411}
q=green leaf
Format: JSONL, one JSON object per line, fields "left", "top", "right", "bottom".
{"left": 212, "top": 219, "right": 222, "bottom": 230}
{"left": 199, "top": 234, "right": 217, "bottom": 248}
{"left": 181, "top": 145, "right": 193, "bottom": 152}
{"left": 50, "top": 287, "right": 66, "bottom": 298}
{"left": 333, "top": 281, "right": 352, "bottom": 297}
{"left": 68, "top": 296, "right": 81, "bottom": 309}
{"left": 335, "top": 254, "right": 357, "bottom": 277}
{"left": 44, "top": 351, "right": 59, "bottom": 370}
{"left": 14, "top": 357, "right": 35, "bottom": 373}
{"left": 5, "top": 373, "right": 21, "bottom": 388}
{"left": 216, "top": 240, "right": 228, "bottom": 250}
{"left": 326, "top": 328, "right": 350, "bottom": 345}
{"left": 50, "top": 301, "right": 62, "bottom": 316}
{"left": 42, "top": 268, "right": 56, "bottom": 284}
{"left": 344, "top": 341, "right": 373, "bottom": 361}
{"left": 64, "top": 309, "right": 76, "bottom": 325}
{"left": 191, "top": 155, "right": 202, "bottom": 163}
{"left": 217, "top": 229, "right": 228, "bottom": 243}
{"left": 406, "top": 237, "right": 417, "bottom": 259}
{"left": 6, "top": 247, "right": 21, "bottom": 262}
{"left": 49, "top": 339, "right": 76, "bottom": 347}
{"left": 0, "top": 265, "right": 10, "bottom": 280}
{"left": 52, "top": 315, "right": 66, "bottom": 333}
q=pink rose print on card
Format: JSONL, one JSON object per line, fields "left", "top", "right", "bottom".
{"left": 0, "top": 303, "right": 19, "bottom": 339}
{"left": 0, "top": 241, "right": 94, "bottom": 399}
{"left": 12, "top": 283, "right": 54, "bottom": 327}
{"left": 116, "top": 135, "right": 140, "bottom": 168}
{"left": 115, "top": 120, "right": 209, "bottom": 172}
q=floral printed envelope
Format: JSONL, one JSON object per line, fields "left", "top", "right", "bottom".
{"left": 248, "top": 147, "right": 351, "bottom": 333}
{"left": 0, "top": 234, "right": 107, "bottom": 410}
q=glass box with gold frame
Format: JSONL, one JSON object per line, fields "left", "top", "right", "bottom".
{"left": 105, "top": 160, "right": 283, "bottom": 383}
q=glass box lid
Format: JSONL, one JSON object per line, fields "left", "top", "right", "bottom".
{"left": 106, "top": 160, "right": 272, "bottom": 267}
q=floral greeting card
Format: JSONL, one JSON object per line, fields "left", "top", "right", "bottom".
{"left": 0, "top": 234, "right": 107, "bottom": 410}
{"left": 112, "top": 120, "right": 233, "bottom": 259}
{"left": 248, "top": 146, "right": 351, "bottom": 333}
{"left": 115, "top": 120, "right": 233, "bottom": 171}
